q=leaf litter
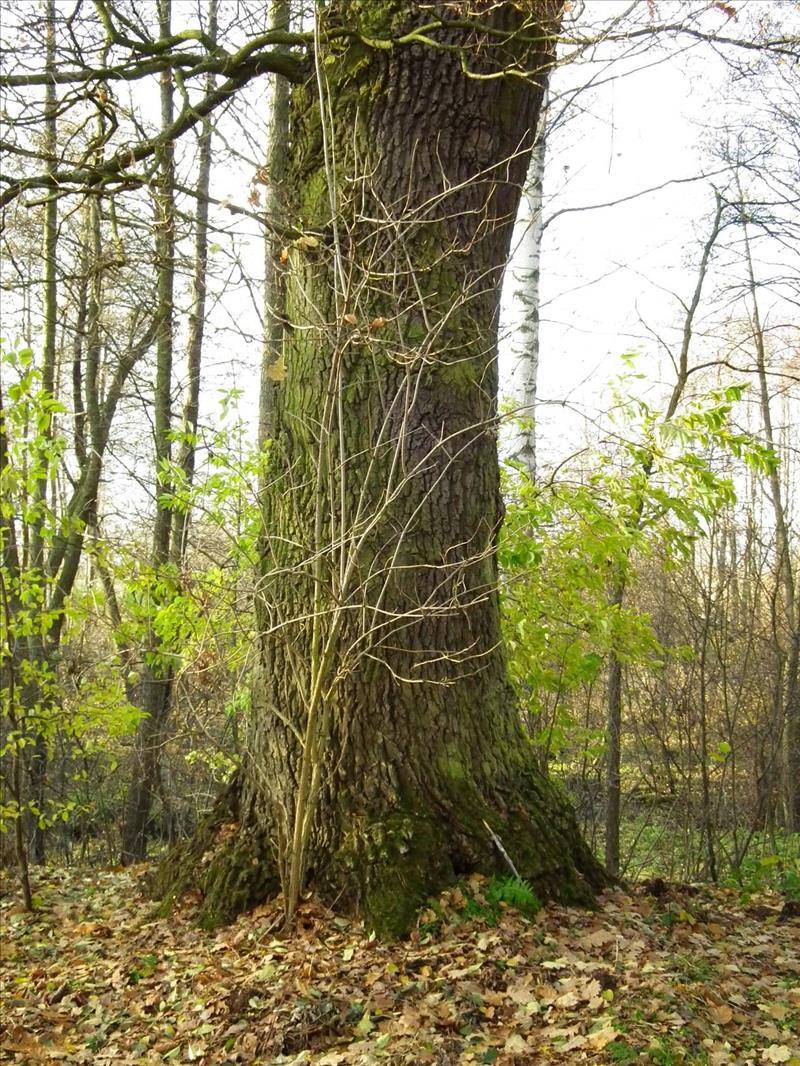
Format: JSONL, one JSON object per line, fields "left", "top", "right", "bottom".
{"left": 1, "top": 867, "right": 798, "bottom": 1064}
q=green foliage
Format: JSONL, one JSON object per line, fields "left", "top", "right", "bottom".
{"left": 724, "top": 841, "right": 800, "bottom": 903}
{"left": 81, "top": 395, "right": 264, "bottom": 834}
{"left": 607, "top": 1041, "right": 639, "bottom": 1065}
{"left": 2, "top": 347, "right": 74, "bottom": 836}
{"left": 109, "top": 399, "right": 263, "bottom": 683}
{"left": 619, "top": 812, "right": 800, "bottom": 893}
{"left": 161, "top": 404, "right": 265, "bottom": 567}
{"left": 127, "top": 954, "right": 159, "bottom": 984}
{"left": 184, "top": 747, "right": 238, "bottom": 784}
{"left": 499, "top": 361, "right": 775, "bottom": 766}
{"left": 1, "top": 348, "right": 68, "bottom": 648}
{"left": 458, "top": 875, "right": 541, "bottom": 925}
{"left": 486, "top": 874, "right": 541, "bottom": 918}
{"left": 417, "top": 875, "right": 541, "bottom": 938}
{"left": 115, "top": 562, "right": 202, "bottom": 677}
{"left": 1, "top": 344, "right": 141, "bottom": 843}
{"left": 499, "top": 470, "right": 665, "bottom": 759}
{"left": 1, "top": 346, "right": 66, "bottom": 528}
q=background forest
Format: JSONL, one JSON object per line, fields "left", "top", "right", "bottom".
{"left": 1, "top": 0, "right": 798, "bottom": 916}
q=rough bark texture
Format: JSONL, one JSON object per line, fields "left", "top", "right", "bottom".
{"left": 164, "top": 2, "right": 605, "bottom": 935}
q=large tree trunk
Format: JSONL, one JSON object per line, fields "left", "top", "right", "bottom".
{"left": 167, "top": 1, "right": 604, "bottom": 935}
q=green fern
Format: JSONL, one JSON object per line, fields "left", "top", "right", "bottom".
{"left": 487, "top": 875, "right": 541, "bottom": 918}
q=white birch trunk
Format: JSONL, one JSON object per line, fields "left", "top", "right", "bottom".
{"left": 500, "top": 92, "right": 548, "bottom": 481}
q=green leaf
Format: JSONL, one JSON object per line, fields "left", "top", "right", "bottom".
{"left": 355, "top": 1011, "right": 375, "bottom": 1037}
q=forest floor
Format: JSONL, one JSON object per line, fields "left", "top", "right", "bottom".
{"left": 1, "top": 866, "right": 798, "bottom": 1066}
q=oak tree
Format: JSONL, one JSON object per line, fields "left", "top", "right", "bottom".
{"left": 167, "top": 1, "right": 606, "bottom": 935}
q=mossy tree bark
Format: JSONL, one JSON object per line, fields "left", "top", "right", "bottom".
{"left": 180, "top": 1, "right": 605, "bottom": 935}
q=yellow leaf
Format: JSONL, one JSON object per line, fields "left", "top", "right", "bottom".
{"left": 503, "top": 1033, "right": 529, "bottom": 1054}
{"left": 555, "top": 991, "right": 580, "bottom": 1008}
{"left": 767, "top": 1004, "right": 789, "bottom": 1021}
{"left": 587, "top": 1026, "right": 619, "bottom": 1050}
{"left": 563, "top": 1033, "right": 587, "bottom": 1051}
{"left": 710, "top": 1004, "right": 734, "bottom": 1025}
{"left": 355, "top": 1011, "right": 374, "bottom": 1038}
{"left": 583, "top": 928, "right": 616, "bottom": 948}
{"left": 343, "top": 313, "right": 358, "bottom": 326}
{"left": 266, "top": 357, "right": 287, "bottom": 382}
{"left": 762, "top": 1047, "right": 792, "bottom": 1064}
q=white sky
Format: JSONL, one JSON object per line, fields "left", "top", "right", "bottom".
{"left": 119, "top": 0, "right": 796, "bottom": 446}
{"left": 3, "top": 0, "right": 795, "bottom": 523}
{"left": 496, "top": 0, "right": 797, "bottom": 472}
{"left": 201, "top": 1, "right": 795, "bottom": 472}
{"left": 505, "top": 21, "right": 728, "bottom": 461}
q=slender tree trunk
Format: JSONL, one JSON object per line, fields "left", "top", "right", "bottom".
{"left": 603, "top": 193, "right": 723, "bottom": 877}
{"left": 71, "top": 219, "right": 90, "bottom": 470}
{"left": 121, "top": 0, "right": 177, "bottom": 864}
{"left": 604, "top": 580, "right": 625, "bottom": 879}
{"left": 121, "top": 0, "right": 224, "bottom": 862}
{"left": 259, "top": 0, "right": 291, "bottom": 453}
{"left": 0, "top": 389, "right": 34, "bottom": 909}
{"left": 737, "top": 181, "right": 800, "bottom": 831}
{"left": 39, "top": 0, "right": 57, "bottom": 416}
{"left": 26, "top": 0, "right": 59, "bottom": 865}
{"left": 697, "top": 544, "right": 717, "bottom": 881}
{"left": 5, "top": 63, "right": 147, "bottom": 868}
{"left": 162, "top": 2, "right": 605, "bottom": 935}
{"left": 172, "top": 0, "right": 217, "bottom": 564}
{"left": 786, "top": 611, "right": 800, "bottom": 828}
{"left": 45, "top": 194, "right": 151, "bottom": 633}
{"left": 501, "top": 91, "right": 547, "bottom": 480}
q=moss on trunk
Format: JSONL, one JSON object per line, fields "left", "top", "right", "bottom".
{"left": 158, "top": 2, "right": 606, "bottom": 936}
{"left": 325, "top": 766, "right": 602, "bottom": 937}
{"left": 152, "top": 779, "right": 279, "bottom": 929}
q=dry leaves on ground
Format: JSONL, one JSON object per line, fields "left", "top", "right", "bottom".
{"left": 1, "top": 867, "right": 798, "bottom": 1065}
